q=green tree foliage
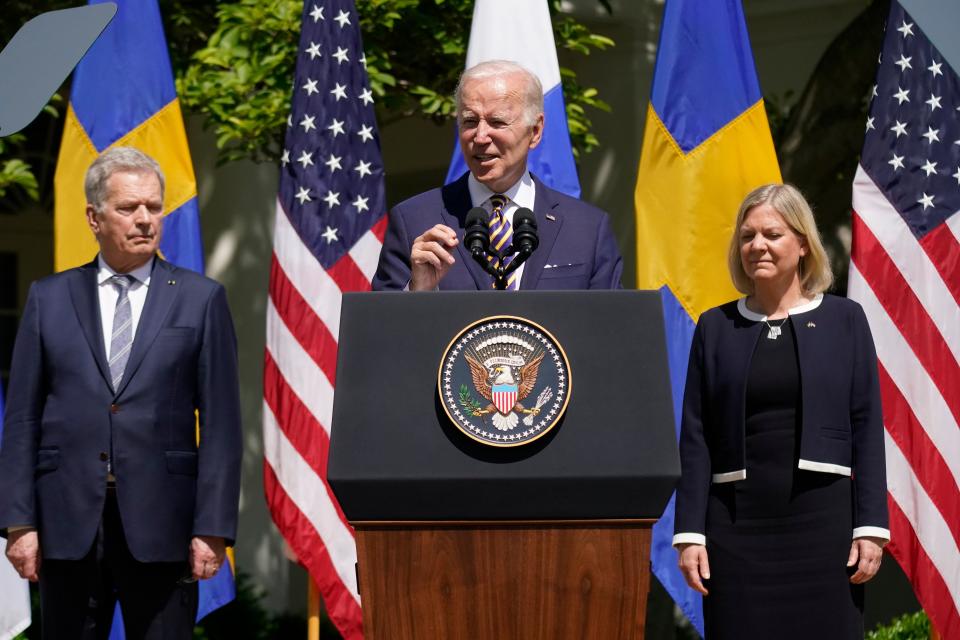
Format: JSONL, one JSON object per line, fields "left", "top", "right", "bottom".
{"left": 0, "top": 98, "right": 62, "bottom": 210}
{"left": 176, "top": 0, "right": 304, "bottom": 164}
{"left": 1, "top": 3, "right": 73, "bottom": 206}
{"left": 0, "top": 135, "right": 39, "bottom": 201}
{"left": 177, "top": 0, "right": 614, "bottom": 165}
{"left": 866, "top": 611, "right": 931, "bottom": 640}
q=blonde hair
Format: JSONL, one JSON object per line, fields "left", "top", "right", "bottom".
{"left": 727, "top": 183, "right": 833, "bottom": 296}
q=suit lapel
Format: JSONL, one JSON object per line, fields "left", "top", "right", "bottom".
{"left": 520, "top": 176, "right": 562, "bottom": 290}
{"left": 115, "top": 258, "right": 179, "bottom": 396}
{"left": 441, "top": 173, "right": 490, "bottom": 290}
{"left": 67, "top": 259, "right": 113, "bottom": 390}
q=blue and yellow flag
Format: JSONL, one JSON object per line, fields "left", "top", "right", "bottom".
{"left": 634, "top": 0, "right": 781, "bottom": 634}
{"left": 54, "top": 0, "right": 203, "bottom": 272}
{"left": 52, "top": 0, "right": 234, "bottom": 632}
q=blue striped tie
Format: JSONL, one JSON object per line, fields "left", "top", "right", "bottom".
{"left": 486, "top": 194, "right": 517, "bottom": 290}
{"left": 108, "top": 275, "right": 135, "bottom": 391}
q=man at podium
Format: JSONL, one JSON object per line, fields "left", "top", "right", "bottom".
{"left": 372, "top": 60, "right": 623, "bottom": 291}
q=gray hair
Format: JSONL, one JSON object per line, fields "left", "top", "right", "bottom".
{"left": 727, "top": 183, "right": 834, "bottom": 296}
{"left": 454, "top": 60, "right": 544, "bottom": 126}
{"left": 85, "top": 146, "right": 165, "bottom": 213}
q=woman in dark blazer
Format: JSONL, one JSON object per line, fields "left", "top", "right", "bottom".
{"left": 674, "top": 184, "right": 889, "bottom": 638}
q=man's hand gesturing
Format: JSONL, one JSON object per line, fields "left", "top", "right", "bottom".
{"left": 410, "top": 224, "right": 458, "bottom": 291}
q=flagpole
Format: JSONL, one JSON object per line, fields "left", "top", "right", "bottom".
{"left": 308, "top": 579, "right": 320, "bottom": 640}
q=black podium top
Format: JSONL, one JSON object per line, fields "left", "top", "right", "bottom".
{"left": 328, "top": 290, "right": 680, "bottom": 520}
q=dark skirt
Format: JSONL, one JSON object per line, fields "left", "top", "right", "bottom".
{"left": 703, "top": 407, "right": 864, "bottom": 639}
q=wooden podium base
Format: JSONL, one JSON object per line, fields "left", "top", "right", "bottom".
{"left": 353, "top": 520, "right": 654, "bottom": 640}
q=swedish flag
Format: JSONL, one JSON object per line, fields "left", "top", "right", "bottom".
{"left": 54, "top": 0, "right": 202, "bottom": 272}
{"left": 634, "top": 0, "right": 781, "bottom": 634}
{"left": 52, "top": 0, "right": 235, "bottom": 633}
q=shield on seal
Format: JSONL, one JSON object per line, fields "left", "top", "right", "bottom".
{"left": 491, "top": 383, "right": 518, "bottom": 415}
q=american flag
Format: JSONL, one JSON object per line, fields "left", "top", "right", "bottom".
{"left": 263, "top": 1, "right": 386, "bottom": 638}
{"left": 847, "top": 2, "right": 960, "bottom": 637}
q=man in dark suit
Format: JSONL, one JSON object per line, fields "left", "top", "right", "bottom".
{"left": 0, "top": 147, "right": 242, "bottom": 639}
{"left": 372, "top": 60, "right": 623, "bottom": 291}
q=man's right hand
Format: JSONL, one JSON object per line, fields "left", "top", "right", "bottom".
{"left": 6, "top": 528, "right": 41, "bottom": 582}
{"left": 410, "top": 224, "right": 458, "bottom": 291}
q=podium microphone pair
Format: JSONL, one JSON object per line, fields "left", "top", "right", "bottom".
{"left": 464, "top": 206, "right": 539, "bottom": 290}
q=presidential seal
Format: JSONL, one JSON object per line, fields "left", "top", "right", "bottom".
{"left": 438, "top": 316, "right": 571, "bottom": 447}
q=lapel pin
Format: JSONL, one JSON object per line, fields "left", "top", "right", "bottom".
{"left": 546, "top": 213, "right": 556, "bottom": 221}
{"left": 167, "top": 279, "right": 176, "bottom": 285}
{"left": 806, "top": 321, "right": 816, "bottom": 328}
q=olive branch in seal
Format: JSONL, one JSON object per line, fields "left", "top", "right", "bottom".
{"left": 458, "top": 384, "right": 484, "bottom": 415}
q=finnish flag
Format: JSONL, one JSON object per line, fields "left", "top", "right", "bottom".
{"left": 445, "top": 0, "right": 581, "bottom": 197}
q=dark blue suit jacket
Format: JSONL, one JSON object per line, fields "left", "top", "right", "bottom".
{"left": 674, "top": 294, "right": 889, "bottom": 541}
{"left": 0, "top": 257, "right": 242, "bottom": 562}
{"left": 372, "top": 172, "right": 623, "bottom": 290}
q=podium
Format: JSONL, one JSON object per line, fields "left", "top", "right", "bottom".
{"left": 329, "top": 291, "right": 680, "bottom": 639}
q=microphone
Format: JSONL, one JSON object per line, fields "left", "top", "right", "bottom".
{"left": 464, "top": 206, "right": 499, "bottom": 281}
{"left": 464, "top": 206, "right": 489, "bottom": 257}
{"left": 511, "top": 207, "right": 539, "bottom": 257}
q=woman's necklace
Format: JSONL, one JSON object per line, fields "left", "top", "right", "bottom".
{"left": 764, "top": 317, "right": 789, "bottom": 340}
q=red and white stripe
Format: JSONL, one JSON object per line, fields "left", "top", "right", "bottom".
{"left": 263, "top": 201, "right": 387, "bottom": 639}
{"left": 492, "top": 389, "right": 518, "bottom": 416}
{"left": 848, "top": 165, "right": 960, "bottom": 638}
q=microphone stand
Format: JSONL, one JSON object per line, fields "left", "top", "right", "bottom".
{"left": 465, "top": 206, "right": 538, "bottom": 290}
{"left": 486, "top": 245, "right": 535, "bottom": 290}
{"left": 468, "top": 246, "right": 502, "bottom": 285}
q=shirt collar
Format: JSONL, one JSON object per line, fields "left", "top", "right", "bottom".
{"left": 736, "top": 293, "right": 823, "bottom": 321}
{"left": 467, "top": 171, "right": 536, "bottom": 210}
{"left": 97, "top": 254, "right": 155, "bottom": 287}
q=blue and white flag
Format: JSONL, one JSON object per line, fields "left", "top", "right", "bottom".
{"left": 0, "top": 381, "right": 32, "bottom": 640}
{"left": 445, "top": 0, "right": 580, "bottom": 197}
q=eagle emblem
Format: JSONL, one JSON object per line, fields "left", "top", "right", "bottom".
{"left": 465, "top": 348, "right": 544, "bottom": 431}
{"left": 439, "top": 316, "right": 570, "bottom": 447}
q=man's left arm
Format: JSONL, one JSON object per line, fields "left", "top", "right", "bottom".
{"left": 588, "top": 213, "right": 624, "bottom": 290}
{"left": 192, "top": 283, "right": 242, "bottom": 573}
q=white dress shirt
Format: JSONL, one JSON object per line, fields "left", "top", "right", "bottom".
{"left": 97, "top": 255, "right": 153, "bottom": 360}
{"left": 467, "top": 171, "right": 537, "bottom": 288}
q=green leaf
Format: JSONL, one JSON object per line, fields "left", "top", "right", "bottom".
{"left": 0, "top": 159, "right": 39, "bottom": 200}
{"left": 866, "top": 611, "right": 930, "bottom": 640}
